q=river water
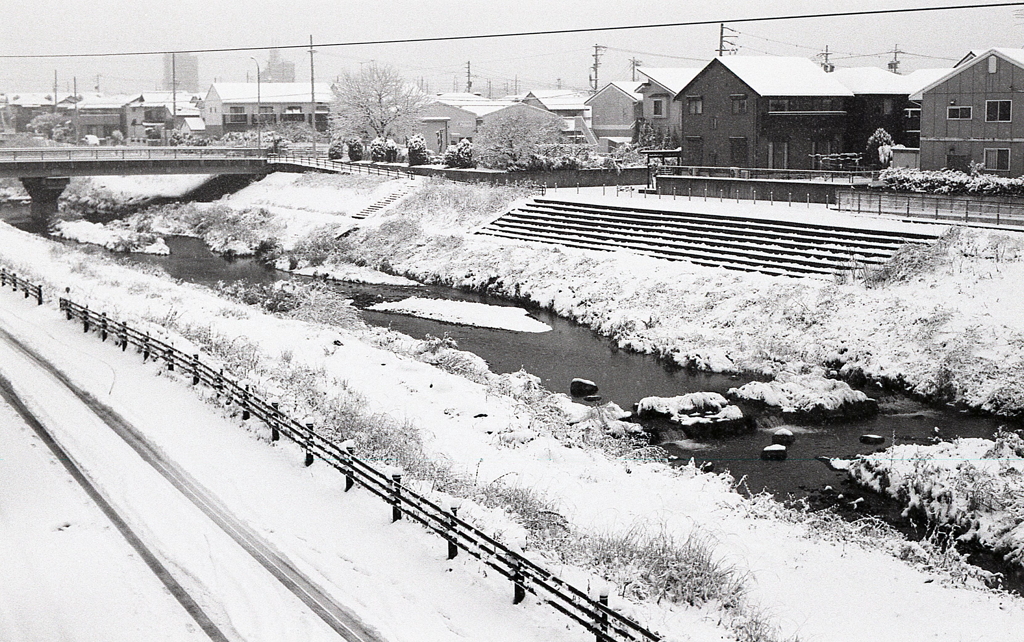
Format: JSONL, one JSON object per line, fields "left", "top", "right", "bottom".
{"left": 0, "top": 204, "right": 1007, "bottom": 503}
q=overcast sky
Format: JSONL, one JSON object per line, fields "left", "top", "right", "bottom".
{"left": 1, "top": 0, "right": 1021, "bottom": 96}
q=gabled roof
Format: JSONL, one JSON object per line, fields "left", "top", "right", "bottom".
{"left": 909, "top": 48, "right": 1024, "bottom": 100}
{"left": 73, "top": 94, "right": 143, "bottom": 109}
{"left": 901, "top": 68, "right": 954, "bottom": 96}
{"left": 209, "top": 82, "right": 333, "bottom": 103}
{"left": 525, "top": 90, "right": 591, "bottom": 111}
{"left": 636, "top": 67, "right": 703, "bottom": 95}
{"left": 830, "top": 67, "right": 914, "bottom": 95}
{"left": 586, "top": 81, "right": 643, "bottom": 105}
{"left": 712, "top": 57, "right": 854, "bottom": 97}
{"left": 431, "top": 93, "right": 517, "bottom": 117}
{"left": 180, "top": 117, "right": 206, "bottom": 131}
{"left": 3, "top": 92, "right": 73, "bottom": 107}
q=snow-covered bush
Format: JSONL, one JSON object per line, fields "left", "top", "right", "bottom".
{"left": 406, "top": 134, "right": 429, "bottom": 166}
{"left": 879, "top": 167, "right": 1024, "bottom": 196}
{"left": 369, "top": 137, "right": 387, "bottom": 162}
{"left": 347, "top": 138, "right": 364, "bottom": 162}
{"left": 442, "top": 139, "right": 475, "bottom": 168}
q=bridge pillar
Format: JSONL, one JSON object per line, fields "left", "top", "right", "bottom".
{"left": 20, "top": 177, "right": 71, "bottom": 218}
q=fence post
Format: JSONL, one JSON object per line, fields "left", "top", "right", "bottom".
{"left": 191, "top": 353, "right": 200, "bottom": 385}
{"left": 447, "top": 502, "right": 460, "bottom": 559}
{"left": 966, "top": 200, "right": 970, "bottom": 223}
{"left": 0, "top": 268, "right": 5, "bottom": 287}
{"left": 241, "top": 385, "right": 250, "bottom": 421}
{"left": 142, "top": 333, "right": 150, "bottom": 362}
{"left": 596, "top": 588, "right": 610, "bottom": 642}
{"left": 806, "top": 192, "right": 810, "bottom": 208}
{"left": 997, "top": 201, "right": 1001, "bottom": 226}
{"left": 753, "top": 189, "right": 757, "bottom": 204}
{"left": 99, "top": 313, "right": 108, "bottom": 342}
{"left": 304, "top": 419, "right": 315, "bottom": 467}
{"left": 512, "top": 560, "right": 526, "bottom": 604}
{"left": 83, "top": 306, "right": 90, "bottom": 333}
{"left": 390, "top": 472, "right": 403, "bottom": 522}
{"left": 788, "top": 192, "right": 792, "bottom": 207}
{"left": 271, "top": 402, "right": 280, "bottom": 442}
{"left": 344, "top": 443, "right": 355, "bottom": 490}
{"left": 166, "top": 346, "right": 174, "bottom": 372}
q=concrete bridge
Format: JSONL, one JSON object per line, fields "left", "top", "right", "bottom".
{"left": 0, "top": 146, "right": 270, "bottom": 207}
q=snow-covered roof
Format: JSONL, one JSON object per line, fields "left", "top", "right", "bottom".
{"left": 139, "top": 90, "right": 202, "bottom": 104}
{"left": 715, "top": 57, "right": 854, "bottom": 97}
{"left": 636, "top": 67, "right": 703, "bottom": 95}
{"left": 180, "top": 116, "right": 206, "bottom": 131}
{"left": 209, "top": 82, "right": 333, "bottom": 103}
{"left": 4, "top": 92, "right": 73, "bottom": 107}
{"left": 901, "top": 68, "right": 954, "bottom": 97}
{"left": 909, "top": 48, "right": 1024, "bottom": 100}
{"left": 73, "top": 94, "right": 142, "bottom": 109}
{"left": 830, "top": 67, "right": 913, "bottom": 95}
{"left": 586, "top": 81, "right": 642, "bottom": 105}
{"left": 526, "top": 91, "right": 591, "bottom": 111}
{"left": 431, "top": 93, "right": 517, "bottom": 117}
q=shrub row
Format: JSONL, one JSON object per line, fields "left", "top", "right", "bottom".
{"left": 879, "top": 167, "right": 1024, "bottom": 196}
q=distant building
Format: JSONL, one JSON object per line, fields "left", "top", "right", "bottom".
{"left": 1, "top": 92, "right": 72, "bottom": 132}
{"left": 521, "top": 90, "right": 596, "bottom": 144}
{"left": 586, "top": 81, "right": 643, "bottom": 149}
{"left": 126, "top": 91, "right": 203, "bottom": 143}
{"left": 417, "top": 93, "right": 518, "bottom": 151}
{"left": 635, "top": 67, "right": 704, "bottom": 147}
{"left": 260, "top": 49, "right": 296, "bottom": 83}
{"left": 912, "top": 47, "right": 1024, "bottom": 176}
{"left": 163, "top": 53, "right": 200, "bottom": 93}
{"left": 201, "top": 82, "right": 332, "bottom": 137}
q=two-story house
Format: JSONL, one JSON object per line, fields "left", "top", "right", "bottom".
{"left": 677, "top": 56, "right": 853, "bottom": 169}
{"left": 635, "top": 67, "right": 703, "bottom": 147}
{"left": 201, "top": 83, "right": 333, "bottom": 138}
{"left": 912, "top": 48, "right": 1024, "bottom": 175}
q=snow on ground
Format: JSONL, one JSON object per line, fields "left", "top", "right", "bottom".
{"left": 51, "top": 219, "right": 170, "bottom": 254}
{"left": 2, "top": 216, "right": 1024, "bottom": 641}
{"left": 369, "top": 297, "right": 552, "bottom": 332}
{"left": 80, "top": 174, "right": 214, "bottom": 199}
{"left": 286, "top": 262, "right": 420, "bottom": 285}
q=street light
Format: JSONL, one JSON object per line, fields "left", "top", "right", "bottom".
{"left": 250, "top": 57, "right": 262, "bottom": 152}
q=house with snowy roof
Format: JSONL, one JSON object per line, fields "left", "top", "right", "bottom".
{"left": 201, "top": 82, "right": 333, "bottom": 137}
{"left": 125, "top": 91, "right": 203, "bottom": 143}
{"left": 521, "top": 90, "right": 597, "bottom": 145}
{"left": 636, "top": 67, "right": 704, "bottom": 146}
{"left": 910, "top": 48, "right": 1024, "bottom": 176}
{"left": 831, "top": 66, "right": 951, "bottom": 152}
{"left": 2, "top": 92, "right": 74, "bottom": 132}
{"left": 585, "top": 81, "right": 643, "bottom": 149}
{"left": 676, "top": 56, "right": 854, "bottom": 169}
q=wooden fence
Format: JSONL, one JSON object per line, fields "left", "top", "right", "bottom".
{"left": 0, "top": 267, "right": 43, "bottom": 304}
{"left": 53, "top": 295, "right": 660, "bottom": 642}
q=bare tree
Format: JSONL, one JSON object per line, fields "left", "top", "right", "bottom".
{"left": 475, "top": 107, "right": 562, "bottom": 169}
{"left": 330, "top": 63, "right": 430, "bottom": 141}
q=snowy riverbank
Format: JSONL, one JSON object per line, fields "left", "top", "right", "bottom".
{"left": 7, "top": 170, "right": 1024, "bottom": 640}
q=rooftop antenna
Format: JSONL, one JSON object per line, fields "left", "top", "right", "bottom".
{"left": 820, "top": 45, "right": 835, "bottom": 72}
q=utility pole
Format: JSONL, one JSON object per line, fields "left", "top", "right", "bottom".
{"left": 629, "top": 57, "right": 643, "bottom": 81}
{"left": 556, "top": 78, "right": 562, "bottom": 90}
{"left": 73, "top": 76, "right": 79, "bottom": 142}
{"left": 309, "top": 35, "right": 317, "bottom": 156}
{"left": 514, "top": 75, "right": 519, "bottom": 96}
{"left": 589, "top": 44, "right": 606, "bottom": 93}
{"left": 94, "top": 74, "right": 101, "bottom": 93}
{"left": 717, "top": 24, "right": 738, "bottom": 56}
{"left": 487, "top": 79, "right": 492, "bottom": 99}
{"left": 465, "top": 61, "right": 472, "bottom": 93}
{"left": 819, "top": 45, "right": 835, "bottom": 72}
{"left": 53, "top": 70, "right": 58, "bottom": 112}
{"left": 172, "top": 52, "right": 177, "bottom": 143}
{"left": 888, "top": 44, "right": 904, "bottom": 74}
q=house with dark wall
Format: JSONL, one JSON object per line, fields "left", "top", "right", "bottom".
{"left": 636, "top": 68, "right": 703, "bottom": 147}
{"left": 831, "top": 66, "right": 950, "bottom": 156}
{"left": 677, "top": 57, "right": 853, "bottom": 169}
{"left": 912, "top": 48, "right": 1024, "bottom": 176}
{"left": 201, "top": 83, "right": 333, "bottom": 138}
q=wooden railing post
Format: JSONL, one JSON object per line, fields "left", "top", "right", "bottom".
{"left": 512, "top": 560, "right": 526, "bottom": 604}
{"left": 82, "top": 306, "right": 90, "bottom": 333}
{"left": 304, "top": 419, "right": 315, "bottom": 467}
{"left": 241, "top": 384, "right": 250, "bottom": 420}
{"left": 99, "top": 313, "right": 108, "bottom": 342}
{"left": 596, "top": 588, "right": 610, "bottom": 642}
{"left": 271, "top": 402, "right": 281, "bottom": 441}
{"left": 142, "top": 333, "right": 150, "bottom": 362}
{"left": 447, "top": 503, "right": 460, "bottom": 560}
{"left": 191, "top": 353, "right": 201, "bottom": 385}
{"left": 343, "top": 442, "right": 355, "bottom": 491}
{"left": 391, "top": 472, "right": 403, "bottom": 522}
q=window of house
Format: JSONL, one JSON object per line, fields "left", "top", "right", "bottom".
{"left": 984, "top": 148, "right": 1010, "bottom": 171}
{"left": 227, "top": 105, "right": 247, "bottom": 123}
{"left": 652, "top": 97, "right": 666, "bottom": 117}
{"left": 730, "top": 95, "right": 747, "bottom": 114}
{"left": 686, "top": 96, "right": 703, "bottom": 115}
{"left": 947, "top": 106, "right": 972, "bottom": 120}
{"left": 986, "top": 100, "right": 1012, "bottom": 122}
{"left": 768, "top": 99, "right": 789, "bottom": 112}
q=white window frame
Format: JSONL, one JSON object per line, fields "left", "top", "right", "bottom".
{"left": 651, "top": 97, "right": 666, "bottom": 118}
{"left": 984, "top": 148, "right": 1010, "bottom": 171}
{"left": 947, "top": 105, "right": 972, "bottom": 120}
{"left": 986, "top": 100, "right": 1012, "bottom": 122}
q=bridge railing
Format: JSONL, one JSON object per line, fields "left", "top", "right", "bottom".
{"left": 268, "top": 153, "right": 410, "bottom": 178}
{"left": 0, "top": 146, "right": 265, "bottom": 162}
{"left": 656, "top": 165, "right": 878, "bottom": 183}
{"left": 52, "top": 295, "right": 662, "bottom": 642}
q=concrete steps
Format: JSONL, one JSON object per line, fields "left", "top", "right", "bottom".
{"left": 352, "top": 183, "right": 416, "bottom": 220}
{"left": 476, "top": 197, "right": 942, "bottom": 278}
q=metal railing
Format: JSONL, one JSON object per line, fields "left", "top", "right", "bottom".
{"left": 834, "top": 190, "right": 1024, "bottom": 227}
{"left": 268, "top": 153, "right": 410, "bottom": 177}
{"left": 54, "top": 296, "right": 661, "bottom": 642}
{"left": 656, "top": 165, "right": 878, "bottom": 183}
{"left": 0, "top": 146, "right": 265, "bottom": 162}
{"left": 0, "top": 267, "right": 43, "bottom": 304}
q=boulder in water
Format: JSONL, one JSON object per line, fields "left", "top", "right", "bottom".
{"left": 860, "top": 434, "right": 885, "bottom": 445}
{"left": 761, "top": 444, "right": 788, "bottom": 461}
{"left": 772, "top": 428, "right": 795, "bottom": 446}
{"left": 570, "top": 378, "right": 599, "bottom": 397}
{"left": 636, "top": 392, "right": 750, "bottom": 438}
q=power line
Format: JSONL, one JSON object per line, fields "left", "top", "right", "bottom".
{"left": 1, "top": 2, "right": 1020, "bottom": 59}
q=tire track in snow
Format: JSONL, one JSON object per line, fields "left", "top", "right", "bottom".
{"left": 0, "top": 372, "right": 232, "bottom": 642}
{"left": 0, "top": 326, "right": 385, "bottom": 642}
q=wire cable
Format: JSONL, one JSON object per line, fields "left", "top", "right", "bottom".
{"left": 1, "top": 2, "right": 1020, "bottom": 59}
